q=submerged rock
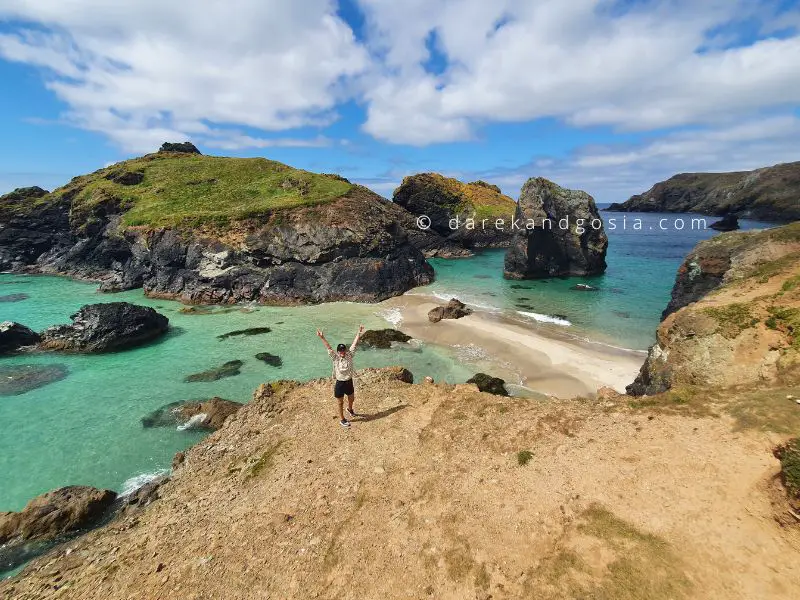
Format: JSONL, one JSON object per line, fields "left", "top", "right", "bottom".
{"left": 39, "top": 302, "right": 169, "bottom": 353}
{"left": 0, "top": 364, "right": 68, "bottom": 396}
{"left": 0, "top": 321, "right": 40, "bottom": 354}
{"left": 218, "top": 327, "right": 271, "bottom": 340}
{"left": 360, "top": 329, "right": 412, "bottom": 349}
{"left": 0, "top": 293, "right": 29, "bottom": 302}
{"left": 504, "top": 178, "right": 608, "bottom": 279}
{"left": 428, "top": 298, "right": 473, "bottom": 323}
{"left": 142, "top": 397, "right": 243, "bottom": 430}
{"left": 467, "top": 373, "right": 509, "bottom": 396}
{"left": 184, "top": 360, "right": 244, "bottom": 383}
{"left": 255, "top": 352, "right": 283, "bottom": 367}
{"left": 571, "top": 284, "right": 599, "bottom": 291}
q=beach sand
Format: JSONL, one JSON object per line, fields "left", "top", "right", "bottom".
{"left": 379, "top": 294, "right": 646, "bottom": 398}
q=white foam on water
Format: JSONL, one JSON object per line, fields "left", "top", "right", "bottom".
{"left": 120, "top": 469, "right": 169, "bottom": 497}
{"left": 177, "top": 413, "right": 208, "bottom": 431}
{"left": 406, "top": 290, "right": 502, "bottom": 313}
{"left": 376, "top": 307, "right": 403, "bottom": 327}
{"left": 517, "top": 311, "right": 571, "bottom": 327}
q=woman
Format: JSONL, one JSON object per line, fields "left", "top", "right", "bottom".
{"left": 316, "top": 325, "right": 364, "bottom": 428}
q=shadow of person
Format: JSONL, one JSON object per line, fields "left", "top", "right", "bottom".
{"left": 358, "top": 404, "right": 408, "bottom": 422}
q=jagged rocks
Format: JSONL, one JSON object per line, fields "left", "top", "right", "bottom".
{"left": 504, "top": 178, "right": 608, "bottom": 279}
{"left": 467, "top": 373, "right": 509, "bottom": 396}
{"left": 142, "top": 397, "right": 243, "bottom": 430}
{"left": 159, "top": 142, "right": 201, "bottom": 154}
{"left": 39, "top": 302, "right": 169, "bottom": 353}
{"left": 0, "top": 321, "right": 40, "bottom": 354}
{"left": 360, "top": 329, "right": 412, "bottom": 349}
{"left": 0, "top": 364, "right": 69, "bottom": 396}
{"left": 428, "top": 298, "right": 472, "bottom": 323}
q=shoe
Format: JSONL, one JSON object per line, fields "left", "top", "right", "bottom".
{"left": 339, "top": 419, "right": 351, "bottom": 428}
{"left": 346, "top": 408, "right": 359, "bottom": 418}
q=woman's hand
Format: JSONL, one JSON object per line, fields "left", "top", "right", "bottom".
{"left": 358, "top": 324, "right": 365, "bottom": 335}
{"left": 316, "top": 329, "right": 324, "bottom": 338}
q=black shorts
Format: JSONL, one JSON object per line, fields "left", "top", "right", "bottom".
{"left": 334, "top": 378, "right": 354, "bottom": 398}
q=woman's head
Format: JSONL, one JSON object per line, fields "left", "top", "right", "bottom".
{"left": 336, "top": 343, "right": 347, "bottom": 355}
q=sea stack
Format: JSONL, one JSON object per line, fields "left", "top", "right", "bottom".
{"left": 503, "top": 177, "right": 608, "bottom": 279}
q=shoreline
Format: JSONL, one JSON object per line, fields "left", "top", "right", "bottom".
{"left": 380, "top": 293, "right": 646, "bottom": 397}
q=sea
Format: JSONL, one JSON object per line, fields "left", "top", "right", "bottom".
{"left": 0, "top": 209, "right": 775, "bottom": 561}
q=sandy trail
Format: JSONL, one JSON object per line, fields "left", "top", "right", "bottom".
{"left": 380, "top": 294, "right": 645, "bottom": 397}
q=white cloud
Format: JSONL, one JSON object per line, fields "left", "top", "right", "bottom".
{"left": 0, "top": 0, "right": 368, "bottom": 152}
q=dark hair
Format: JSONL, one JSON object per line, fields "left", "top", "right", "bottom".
{"left": 336, "top": 343, "right": 347, "bottom": 352}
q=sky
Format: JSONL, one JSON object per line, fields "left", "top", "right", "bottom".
{"left": 0, "top": 0, "right": 799, "bottom": 202}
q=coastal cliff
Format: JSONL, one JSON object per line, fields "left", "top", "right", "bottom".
{"left": 0, "top": 146, "right": 433, "bottom": 304}
{"left": 392, "top": 173, "right": 517, "bottom": 253}
{"left": 628, "top": 223, "right": 800, "bottom": 395}
{"left": 606, "top": 161, "right": 800, "bottom": 222}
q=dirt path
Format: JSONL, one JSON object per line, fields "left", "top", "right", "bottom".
{"left": 3, "top": 370, "right": 799, "bottom": 599}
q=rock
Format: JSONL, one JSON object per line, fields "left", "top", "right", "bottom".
{"left": 0, "top": 293, "right": 29, "bottom": 302}
{"left": 360, "top": 329, "right": 412, "bottom": 349}
{"left": 467, "top": 373, "right": 509, "bottom": 396}
{"left": 424, "top": 376, "right": 435, "bottom": 384}
{"left": 172, "top": 451, "right": 186, "bottom": 470}
{"left": 0, "top": 321, "right": 40, "bottom": 354}
{"left": 118, "top": 475, "right": 169, "bottom": 512}
{"left": 0, "top": 186, "right": 49, "bottom": 203}
{"left": 393, "top": 173, "right": 517, "bottom": 250}
{"left": 184, "top": 361, "right": 244, "bottom": 383}
{"left": 571, "top": 284, "right": 599, "bottom": 291}
{"left": 39, "top": 302, "right": 169, "bottom": 353}
{"left": 605, "top": 161, "right": 800, "bottom": 222}
{"left": 355, "top": 366, "right": 414, "bottom": 384}
{"left": 142, "top": 397, "right": 242, "bottom": 430}
{"left": 218, "top": 327, "right": 271, "bottom": 340}
{"left": 709, "top": 214, "right": 739, "bottom": 231}
{"left": 428, "top": 298, "right": 473, "bottom": 323}
{"left": 255, "top": 352, "right": 283, "bottom": 367}
{"left": 105, "top": 170, "right": 144, "bottom": 186}
{"left": 596, "top": 386, "right": 621, "bottom": 401}
{"left": 0, "top": 486, "right": 117, "bottom": 546}
{"left": 0, "top": 364, "right": 68, "bottom": 396}
{"left": 504, "top": 178, "right": 608, "bottom": 279}
{"left": 159, "top": 142, "right": 201, "bottom": 154}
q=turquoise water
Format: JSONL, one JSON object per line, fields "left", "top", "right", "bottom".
{"left": 415, "top": 212, "right": 775, "bottom": 350}
{"left": 0, "top": 275, "right": 476, "bottom": 515}
{"left": 0, "top": 211, "right": 775, "bottom": 521}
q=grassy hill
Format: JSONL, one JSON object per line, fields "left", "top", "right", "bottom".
{"left": 9, "top": 151, "right": 352, "bottom": 229}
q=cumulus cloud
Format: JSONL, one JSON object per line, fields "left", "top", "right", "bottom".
{"left": 0, "top": 0, "right": 368, "bottom": 152}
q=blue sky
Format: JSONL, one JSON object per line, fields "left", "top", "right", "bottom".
{"left": 0, "top": 0, "right": 799, "bottom": 201}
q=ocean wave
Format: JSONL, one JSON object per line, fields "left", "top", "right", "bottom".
{"left": 406, "top": 290, "right": 502, "bottom": 312}
{"left": 120, "top": 468, "right": 170, "bottom": 497}
{"left": 517, "top": 311, "right": 571, "bottom": 327}
{"left": 376, "top": 307, "right": 403, "bottom": 327}
{"left": 177, "top": 413, "right": 208, "bottom": 431}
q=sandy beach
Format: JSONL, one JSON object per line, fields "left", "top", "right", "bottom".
{"left": 379, "top": 294, "right": 646, "bottom": 398}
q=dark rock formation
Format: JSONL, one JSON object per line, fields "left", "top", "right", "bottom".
{"left": 393, "top": 173, "right": 517, "bottom": 251}
{"left": 504, "top": 178, "right": 608, "bottom": 279}
{"left": 0, "top": 364, "right": 68, "bottom": 396}
{"left": 0, "top": 321, "right": 40, "bottom": 354}
{"left": 0, "top": 486, "right": 117, "bottom": 546}
{"left": 709, "top": 214, "right": 739, "bottom": 231}
{"left": 142, "top": 397, "right": 243, "bottom": 429}
{"left": 159, "top": 142, "right": 201, "bottom": 154}
{"left": 39, "top": 302, "right": 169, "bottom": 352}
{"left": 428, "top": 298, "right": 473, "bottom": 323}
{"left": 0, "top": 293, "right": 29, "bottom": 302}
{"left": 105, "top": 170, "right": 144, "bottom": 186}
{"left": 467, "top": 373, "right": 509, "bottom": 396}
{"left": 605, "top": 161, "right": 800, "bottom": 222}
{"left": 0, "top": 186, "right": 49, "bottom": 203}
{"left": 218, "top": 327, "right": 271, "bottom": 340}
{"left": 360, "top": 329, "right": 412, "bottom": 349}
{"left": 117, "top": 475, "right": 169, "bottom": 513}
{"left": 184, "top": 360, "right": 244, "bottom": 382}
{"left": 255, "top": 352, "right": 283, "bottom": 367}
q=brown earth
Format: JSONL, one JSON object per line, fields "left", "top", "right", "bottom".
{"left": 3, "top": 368, "right": 800, "bottom": 600}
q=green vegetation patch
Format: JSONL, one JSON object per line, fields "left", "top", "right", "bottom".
{"left": 775, "top": 438, "right": 800, "bottom": 500}
{"left": 245, "top": 441, "right": 284, "bottom": 480}
{"left": 517, "top": 449, "right": 534, "bottom": 466}
{"left": 703, "top": 303, "right": 759, "bottom": 338}
{"left": 50, "top": 153, "right": 352, "bottom": 229}
{"left": 765, "top": 306, "right": 800, "bottom": 349}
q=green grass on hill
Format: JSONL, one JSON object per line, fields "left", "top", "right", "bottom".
{"left": 49, "top": 153, "right": 352, "bottom": 229}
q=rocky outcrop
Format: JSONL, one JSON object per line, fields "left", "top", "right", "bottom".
{"left": 504, "top": 178, "right": 608, "bottom": 279}
{"left": 427, "top": 298, "right": 472, "bottom": 323}
{"left": 0, "top": 486, "right": 117, "bottom": 547}
{"left": 360, "top": 329, "right": 412, "bottom": 349}
{"left": 606, "top": 161, "right": 800, "bottom": 222}
{"left": 175, "top": 397, "right": 243, "bottom": 430}
{"left": 0, "top": 321, "right": 40, "bottom": 354}
{"left": 159, "top": 141, "right": 201, "bottom": 154}
{"left": 39, "top": 302, "right": 169, "bottom": 353}
{"left": 184, "top": 360, "right": 244, "bottom": 382}
{"left": 0, "top": 151, "right": 433, "bottom": 305}
{"left": 393, "top": 173, "right": 516, "bottom": 251}
{"left": 466, "top": 373, "right": 508, "bottom": 396}
{"left": 627, "top": 223, "right": 800, "bottom": 395}
{"left": 709, "top": 214, "right": 739, "bottom": 231}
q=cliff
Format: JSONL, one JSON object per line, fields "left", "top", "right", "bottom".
{"left": 4, "top": 366, "right": 799, "bottom": 599}
{"left": 0, "top": 148, "right": 432, "bottom": 304}
{"left": 606, "top": 161, "right": 800, "bottom": 222}
{"left": 628, "top": 223, "right": 800, "bottom": 395}
{"left": 392, "top": 173, "right": 517, "bottom": 252}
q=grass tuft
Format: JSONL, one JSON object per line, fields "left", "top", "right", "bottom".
{"left": 517, "top": 450, "right": 534, "bottom": 466}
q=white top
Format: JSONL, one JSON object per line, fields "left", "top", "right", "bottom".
{"left": 328, "top": 343, "right": 357, "bottom": 381}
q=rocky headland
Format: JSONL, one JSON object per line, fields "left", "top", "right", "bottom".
{"left": 0, "top": 146, "right": 433, "bottom": 304}
{"left": 606, "top": 161, "right": 800, "bottom": 222}
{"left": 504, "top": 177, "right": 608, "bottom": 279}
